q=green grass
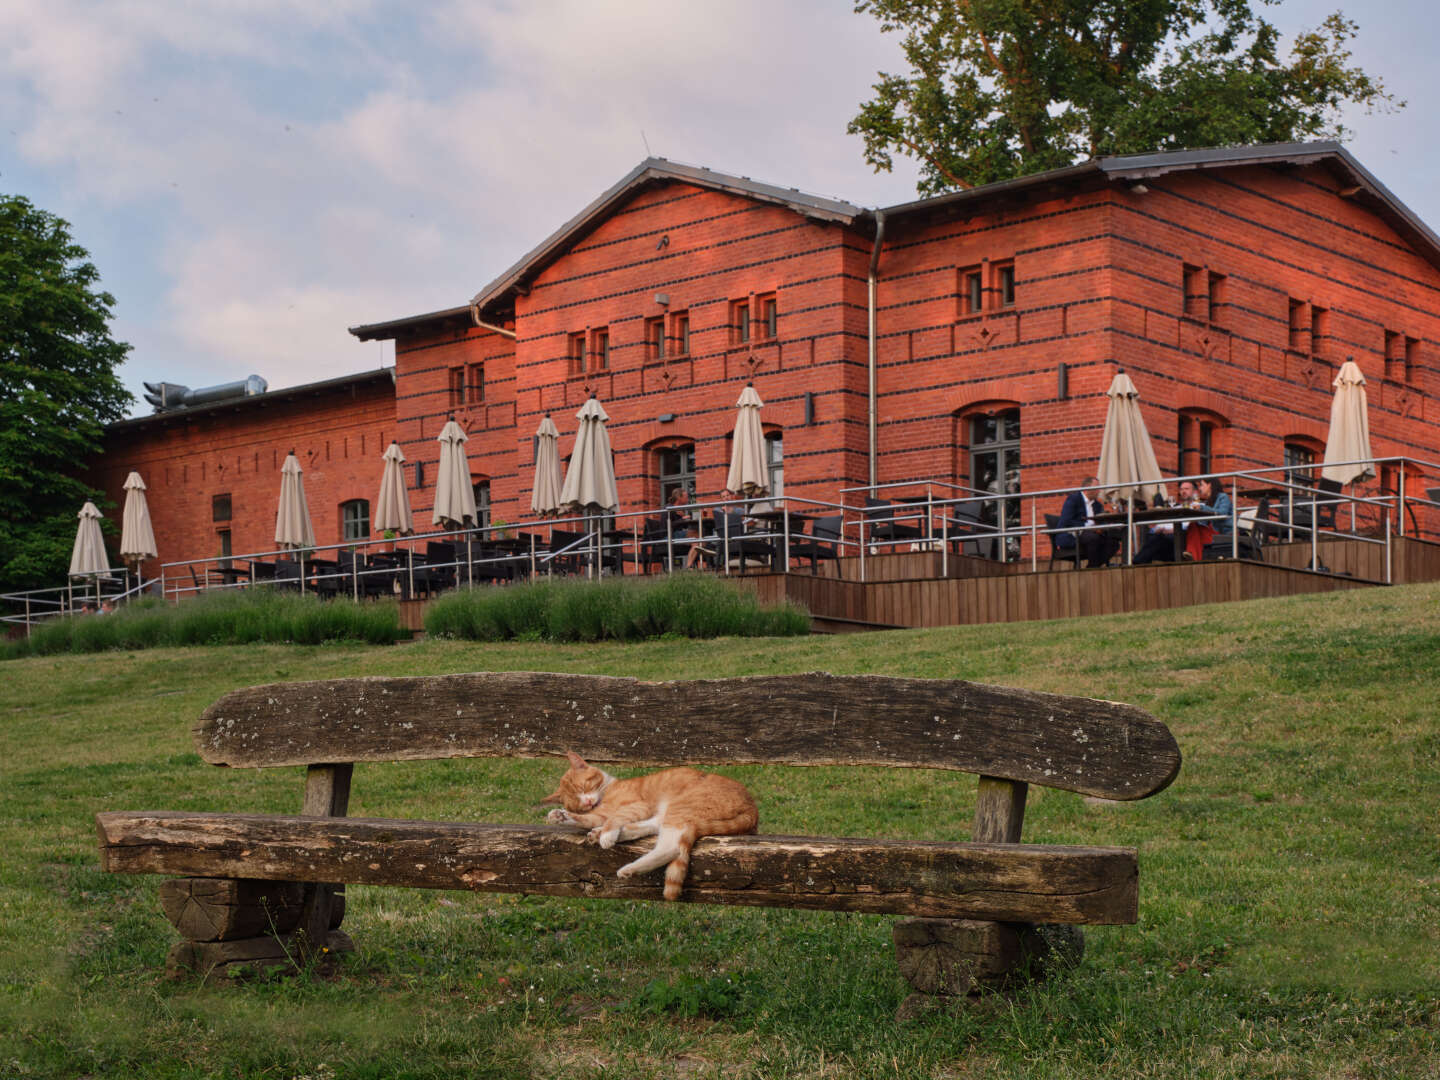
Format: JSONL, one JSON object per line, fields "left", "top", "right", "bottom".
{"left": 2, "top": 589, "right": 406, "bottom": 658}
{"left": 3, "top": 583, "right": 1439, "bottom": 1078}
{"left": 423, "top": 573, "right": 811, "bottom": 642}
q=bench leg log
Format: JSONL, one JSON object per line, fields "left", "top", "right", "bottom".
{"left": 159, "top": 877, "right": 349, "bottom": 980}
{"left": 894, "top": 775, "right": 1084, "bottom": 1013}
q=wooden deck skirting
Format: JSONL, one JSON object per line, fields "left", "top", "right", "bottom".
{"left": 388, "top": 536, "right": 1438, "bottom": 634}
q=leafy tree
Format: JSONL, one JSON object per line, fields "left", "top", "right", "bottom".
{"left": 849, "top": 0, "right": 1401, "bottom": 195}
{"left": 0, "top": 196, "right": 133, "bottom": 592}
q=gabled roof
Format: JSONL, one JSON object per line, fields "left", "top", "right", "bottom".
{"left": 875, "top": 141, "right": 1440, "bottom": 272}
{"left": 349, "top": 304, "right": 474, "bottom": 342}
{"left": 471, "top": 157, "right": 865, "bottom": 317}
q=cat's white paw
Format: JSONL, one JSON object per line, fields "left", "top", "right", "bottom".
{"left": 598, "top": 828, "right": 620, "bottom": 849}
{"left": 546, "top": 808, "right": 572, "bottom": 825}
{"left": 586, "top": 826, "right": 603, "bottom": 844}
{"left": 615, "top": 865, "right": 634, "bottom": 878}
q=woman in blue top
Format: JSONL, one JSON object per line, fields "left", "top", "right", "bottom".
{"left": 1183, "top": 476, "right": 1233, "bottom": 560}
{"left": 1199, "top": 477, "right": 1234, "bottom": 535}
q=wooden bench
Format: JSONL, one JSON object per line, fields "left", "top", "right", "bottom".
{"left": 95, "top": 671, "right": 1180, "bottom": 998}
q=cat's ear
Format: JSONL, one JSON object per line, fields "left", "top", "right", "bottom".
{"left": 538, "top": 788, "right": 563, "bottom": 805}
{"left": 565, "top": 750, "right": 588, "bottom": 770}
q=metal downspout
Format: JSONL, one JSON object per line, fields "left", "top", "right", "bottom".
{"left": 867, "top": 211, "right": 886, "bottom": 490}
{"left": 470, "top": 306, "right": 518, "bottom": 339}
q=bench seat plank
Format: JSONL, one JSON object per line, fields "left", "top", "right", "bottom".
{"left": 96, "top": 811, "right": 1139, "bottom": 925}
{"left": 194, "top": 672, "right": 1180, "bottom": 801}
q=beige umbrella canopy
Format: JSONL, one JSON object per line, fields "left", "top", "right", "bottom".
{"left": 560, "top": 397, "right": 619, "bottom": 513}
{"left": 1321, "top": 360, "right": 1374, "bottom": 485}
{"left": 69, "top": 501, "right": 111, "bottom": 577}
{"left": 1097, "top": 371, "right": 1169, "bottom": 504}
{"left": 432, "top": 419, "right": 477, "bottom": 528}
{"left": 726, "top": 383, "right": 768, "bottom": 496}
{"left": 274, "top": 451, "right": 316, "bottom": 550}
{"left": 531, "top": 415, "right": 564, "bottom": 517}
{"left": 119, "top": 471, "right": 157, "bottom": 566}
{"left": 374, "top": 441, "right": 414, "bottom": 535}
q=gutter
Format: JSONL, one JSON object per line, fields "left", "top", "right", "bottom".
{"left": 472, "top": 307, "right": 517, "bottom": 339}
{"left": 867, "top": 210, "right": 885, "bottom": 490}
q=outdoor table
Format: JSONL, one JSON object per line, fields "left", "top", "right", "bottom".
{"left": 748, "top": 509, "right": 814, "bottom": 570}
{"left": 212, "top": 565, "right": 251, "bottom": 587}
{"left": 1092, "top": 507, "right": 1212, "bottom": 563}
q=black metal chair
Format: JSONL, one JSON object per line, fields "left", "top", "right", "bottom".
{"left": 412, "top": 541, "right": 457, "bottom": 596}
{"left": 1044, "top": 514, "right": 1080, "bottom": 570}
{"left": 945, "top": 499, "right": 995, "bottom": 558}
{"left": 1204, "top": 498, "right": 1267, "bottom": 561}
{"left": 619, "top": 518, "right": 671, "bottom": 575}
{"left": 1282, "top": 478, "right": 1343, "bottom": 536}
{"left": 789, "top": 514, "right": 843, "bottom": 574}
{"left": 273, "top": 559, "right": 301, "bottom": 592}
{"left": 863, "top": 498, "right": 924, "bottom": 548}
{"left": 718, "top": 512, "right": 773, "bottom": 571}
{"left": 546, "top": 530, "right": 589, "bottom": 576}
{"left": 338, "top": 550, "right": 395, "bottom": 598}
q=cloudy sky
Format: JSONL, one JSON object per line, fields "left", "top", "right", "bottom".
{"left": 2, "top": 1, "right": 1430, "bottom": 419}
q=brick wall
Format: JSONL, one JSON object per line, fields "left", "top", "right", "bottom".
{"left": 95, "top": 375, "right": 396, "bottom": 577}
{"left": 95, "top": 157, "right": 1440, "bottom": 568}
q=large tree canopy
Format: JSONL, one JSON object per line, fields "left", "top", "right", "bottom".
{"left": 0, "top": 196, "right": 132, "bottom": 592}
{"left": 850, "top": 0, "right": 1401, "bottom": 195}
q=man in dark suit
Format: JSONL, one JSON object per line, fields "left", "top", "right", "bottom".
{"left": 1056, "top": 476, "right": 1121, "bottom": 568}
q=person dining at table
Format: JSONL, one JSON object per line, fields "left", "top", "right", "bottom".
{"left": 1184, "top": 476, "right": 1234, "bottom": 560}
{"left": 1133, "top": 480, "right": 1195, "bottom": 564}
{"left": 1056, "top": 475, "right": 1121, "bottom": 568}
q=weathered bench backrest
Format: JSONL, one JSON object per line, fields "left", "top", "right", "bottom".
{"left": 196, "top": 671, "right": 1179, "bottom": 802}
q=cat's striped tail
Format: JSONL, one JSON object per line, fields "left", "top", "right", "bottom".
{"left": 663, "top": 824, "right": 700, "bottom": 901}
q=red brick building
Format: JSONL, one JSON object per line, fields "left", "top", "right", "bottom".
{"left": 100, "top": 142, "right": 1439, "bottom": 573}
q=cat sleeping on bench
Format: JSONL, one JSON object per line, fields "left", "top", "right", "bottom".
{"left": 540, "top": 751, "right": 759, "bottom": 900}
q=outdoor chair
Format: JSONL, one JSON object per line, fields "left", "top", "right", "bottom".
{"left": 1044, "top": 514, "right": 1080, "bottom": 570}
{"left": 546, "top": 530, "right": 589, "bottom": 576}
{"left": 863, "top": 498, "right": 924, "bottom": 548}
{"left": 272, "top": 559, "right": 301, "bottom": 592}
{"left": 1204, "top": 499, "right": 1266, "bottom": 562}
{"left": 339, "top": 550, "right": 395, "bottom": 599}
{"left": 944, "top": 499, "right": 995, "bottom": 558}
{"left": 249, "top": 561, "right": 276, "bottom": 586}
{"left": 1281, "top": 478, "right": 1343, "bottom": 536}
{"left": 718, "top": 512, "right": 774, "bottom": 571}
{"left": 788, "top": 514, "right": 843, "bottom": 574}
{"left": 413, "top": 542, "right": 457, "bottom": 596}
{"left": 619, "top": 518, "right": 671, "bottom": 575}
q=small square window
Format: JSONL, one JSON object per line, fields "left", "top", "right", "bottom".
{"left": 756, "top": 294, "right": 777, "bottom": 339}
{"left": 212, "top": 493, "right": 232, "bottom": 522}
{"left": 731, "top": 300, "right": 751, "bottom": 344}
{"left": 995, "top": 264, "right": 1015, "bottom": 308}
{"left": 673, "top": 312, "right": 690, "bottom": 355}
{"left": 341, "top": 499, "right": 370, "bottom": 541}
{"left": 959, "top": 267, "right": 983, "bottom": 316}
{"left": 646, "top": 316, "right": 666, "bottom": 361}
{"left": 569, "top": 332, "right": 587, "bottom": 375}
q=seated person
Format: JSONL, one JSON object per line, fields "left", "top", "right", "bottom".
{"left": 1133, "top": 480, "right": 1196, "bottom": 564}
{"left": 1184, "top": 476, "right": 1233, "bottom": 560}
{"left": 1056, "top": 476, "right": 1121, "bottom": 568}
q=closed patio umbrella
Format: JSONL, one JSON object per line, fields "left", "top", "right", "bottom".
{"left": 69, "top": 501, "right": 111, "bottom": 578}
{"left": 531, "top": 415, "right": 564, "bottom": 517}
{"left": 374, "top": 441, "right": 414, "bottom": 535}
{"left": 432, "top": 418, "right": 477, "bottom": 528}
{"left": 1097, "top": 371, "right": 1168, "bottom": 504}
{"left": 119, "top": 471, "right": 157, "bottom": 569}
{"left": 559, "top": 397, "right": 619, "bottom": 514}
{"left": 274, "top": 451, "right": 316, "bottom": 550}
{"left": 725, "top": 383, "right": 768, "bottom": 497}
{"left": 1321, "top": 360, "right": 1374, "bottom": 485}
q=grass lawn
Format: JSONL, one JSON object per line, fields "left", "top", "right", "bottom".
{"left": 2, "top": 583, "right": 1438, "bottom": 1078}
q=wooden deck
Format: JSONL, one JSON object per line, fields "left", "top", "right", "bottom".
{"left": 392, "top": 536, "right": 1439, "bottom": 635}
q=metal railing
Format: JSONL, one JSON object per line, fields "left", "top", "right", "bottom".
{"left": 5, "top": 455, "right": 1437, "bottom": 631}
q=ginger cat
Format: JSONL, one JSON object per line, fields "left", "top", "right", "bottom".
{"left": 540, "top": 751, "right": 759, "bottom": 900}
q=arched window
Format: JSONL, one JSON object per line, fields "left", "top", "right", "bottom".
{"left": 340, "top": 499, "right": 370, "bottom": 541}
{"left": 1283, "top": 436, "right": 1324, "bottom": 486}
{"left": 650, "top": 441, "right": 696, "bottom": 505}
